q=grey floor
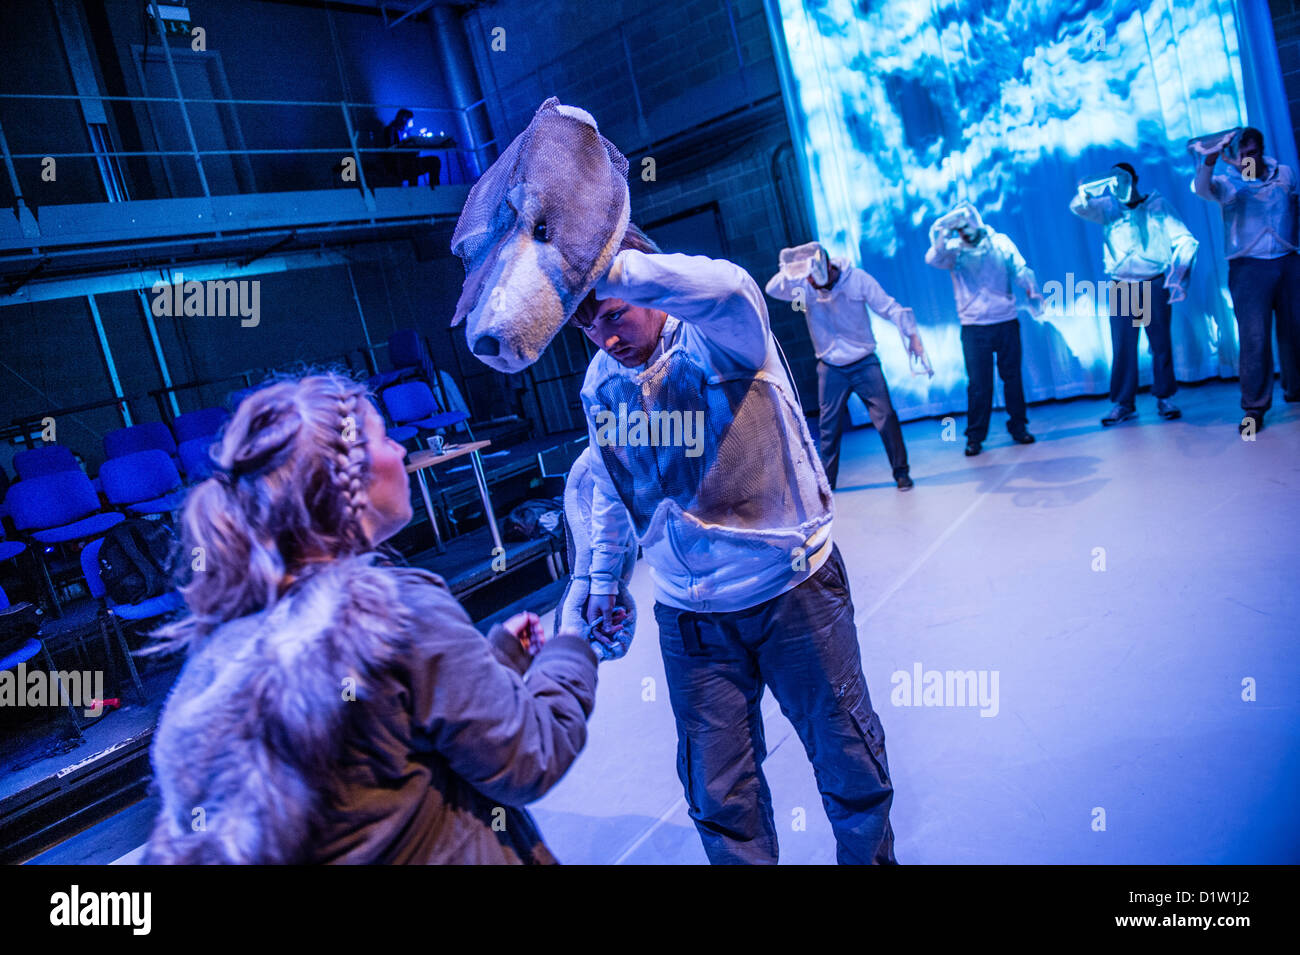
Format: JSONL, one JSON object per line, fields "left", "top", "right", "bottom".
{"left": 42, "top": 379, "right": 1300, "bottom": 864}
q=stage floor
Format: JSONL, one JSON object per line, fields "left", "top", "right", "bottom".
{"left": 44, "top": 379, "right": 1300, "bottom": 864}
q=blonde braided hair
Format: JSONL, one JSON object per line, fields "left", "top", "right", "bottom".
{"left": 154, "top": 371, "right": 388, "bottom": 649}
{"left": 331, "top": 391, "right": 371, "bottom": 550}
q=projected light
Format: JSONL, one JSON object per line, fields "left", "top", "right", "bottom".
{"left": 772, "top": 0, "right": 1253, "bottom": 418}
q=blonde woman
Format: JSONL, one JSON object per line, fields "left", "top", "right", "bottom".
{"left": 143, "top": 372, "right": 597, "bottom": 864}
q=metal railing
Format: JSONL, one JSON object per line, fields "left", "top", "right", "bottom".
{"left": 0, "top": 90, "right": 497, "bottom": 207}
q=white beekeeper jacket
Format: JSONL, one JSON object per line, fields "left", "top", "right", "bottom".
{"left": 1193, "top": 157, "right": 1299, "bottom": 260}
{"left": 580, "top": 250, "right": 834, "bottom": 614}
{"left": 925, "top": 222, "right": 1037, "bottom": 325}
{"left": 1068, "top": 189, "right": 1199, "bottom": 282}
{"left": 764, "top": 259, "right": 918, "bottom": 367}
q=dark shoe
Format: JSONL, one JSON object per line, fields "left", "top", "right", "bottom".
{"left": 1157, "top": 398, "right": 1181, "bottom": 420}
{"left": 964, "top": 440, "right": 982, "bottom": 456}
{"left": 1239, "top": 413, "right": 1264, "bottom": 435}
{"left": 1010, "top": 430, "right": 1036, "bottom": 444}
{"left": 1101, "top": 404, "right": 1137, "bottom": 426}
{"left": 895, "top": 472, "right": 914, "bottom": 490}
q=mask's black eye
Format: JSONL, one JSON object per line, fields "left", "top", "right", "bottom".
{"left": 533, "top": 220, "right": 549, "bottom": 242}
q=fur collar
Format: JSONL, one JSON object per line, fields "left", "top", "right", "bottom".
{"left": 144, "top": 556, "right": 414, "bottom": 864}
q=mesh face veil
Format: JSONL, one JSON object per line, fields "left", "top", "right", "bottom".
{"left": 779, "top": 241, "right": 829, "bottom": 284}
{"left": 1111, "top": 165, "right": 1135, "bottom": 204}
{"left": 810, "top": 247, "right": 830, "bottom": 286}
{"left": 934, "top": 200, "right": 987, "bottom": 247}
{"left": 450, "top": 98, "right": 631, "bottom": 373}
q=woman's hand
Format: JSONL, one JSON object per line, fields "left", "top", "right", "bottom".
{"left": 504, "top": 611, "right": 545, "bottom": 657}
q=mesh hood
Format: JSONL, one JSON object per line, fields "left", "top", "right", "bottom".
{"left": 778, "top": 241, "right": 825, "bottom": 270}
{"left": 946, "top": 200, "right": 982, "bottom": 233}
{"left": 451, "top": 98, "right": 630, "bottom": 373}
{"left": 944, "top": 200, "right": 985, "bottom": 233}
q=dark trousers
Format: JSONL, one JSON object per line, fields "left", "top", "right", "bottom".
{"left": 654, "top": 546, "right": 897, "bottom": 865}
{"left": 816, "top": 354, "right": 908, "bottom": 489}
{"left": 1228, "top": 253, "right": 1300, "bottom": 415}
{"left": 959, "top": 318, "right": 1027, "bottom": 441}
{"left": 1107, "top": 276, "right": 1177, "bottom": 410}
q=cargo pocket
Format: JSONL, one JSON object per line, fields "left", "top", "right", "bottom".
{"left": 836, "top": 672, "right": 892, "bottom": 785}
{"left": 677, "top": 734, "right": 701, "bottom": 817}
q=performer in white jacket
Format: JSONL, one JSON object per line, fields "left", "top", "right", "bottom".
{"left": 569, "top": 225, "right": 897, "bottom": 865}
{"left": 1070, "top": 162, "right": 1197, "bottom": 427}
{"left": 765, "top": 243, "right": 929, "bottom": 491}
{"left": 1191, "top": 126, "right": 1300, "bottom": 433}
{"left": 925, "top": 202, "right": 1044, "bottom": 456}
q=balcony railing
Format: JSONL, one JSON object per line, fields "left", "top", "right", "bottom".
{"left": 0, "top": 91, "right": 496, "bottom": 210}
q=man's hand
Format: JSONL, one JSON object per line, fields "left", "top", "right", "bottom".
{"left": 907, "top": 332, "right": 925, "bottom": 359}
{"left": 1026, "top": 289, "right": 1045, "bottom": 318}
{"left": 584, "top": 594, "right": 625, "bottom": 651}
{"left": 1167, "top": 284, "right": 1187, "bottom": 304}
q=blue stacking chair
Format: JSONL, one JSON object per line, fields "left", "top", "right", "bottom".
{"left": 0, "top": 585, "right": 83, "bottom": 737}
{"left": 177, "top": 437, "right": 217, "bottom": 483}
{"left": 13, "top": 444, "right": 79, "bottom": 480}
{"left": 0, "top": 527, "right": 27, "bottom": 566}
{"left": 388, "top": 328, "right": 428, "bottom": 379}
{"left": 104, "top": 422, "right": 177, "bottom": 460}
{"left": 98, "top": 450, "right": 186, "bottom": 516}
{"left": 382, "top": 381, "right": 471, "bottom": 446}
{"left": 81, "top": 538, "right": 176, "bottom": 702}
{"left": 6, "top": 471, "right": 126, "bottom": 613}
{"left": 171, "top": 407, "right": 229, "bottom": 445}
{"left": 367, "top": 329, "right": 426, "bottom": 391}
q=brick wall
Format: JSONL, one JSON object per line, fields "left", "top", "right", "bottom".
{"left": 1271, "top": 0, "right": 1300, "bottom": 152}
{"left": 465, "top": 0, "right": 777, "bottom": 141}
{"left": 461, "top": 0, "right": 825, "bottom": 407}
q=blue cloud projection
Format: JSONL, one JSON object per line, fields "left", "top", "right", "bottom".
{"left": 772, "top": 0, "right": 1260, "bottom": 420}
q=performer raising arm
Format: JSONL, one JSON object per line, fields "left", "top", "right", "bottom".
{"left": 766, "top": 242, "right": 930, "bottom": 491}
{"left": 571, "top": 225, "right": 898, "bottom": 865}
{"left": 1070, "top": 162, "right": 1197, "bottom": 427}
{"left": 926, "top": 202, "right": 1043, "bottom": 456}
{"left": 1191, "top": 126, "right": 1300, "bottom": 433}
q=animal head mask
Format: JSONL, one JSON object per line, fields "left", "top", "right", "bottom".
{"left": 451, "top": 98, "right": 630, "bottom": 373}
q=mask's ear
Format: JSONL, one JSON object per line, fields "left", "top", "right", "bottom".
{"left": 451, "top": 224, "right": 509, "bottom": 327}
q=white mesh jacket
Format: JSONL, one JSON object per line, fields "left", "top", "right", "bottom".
{"left": 1068, "top": 189, "right": 1199, "bottom": 282}
{"left": 765, "top": 258, "right": 919, "bottom": 367}
{"left": 581, "top": 250, "right": 834, "bottom": 614}
{"left": 925, "top": 209, "right": 1038, "bottom": 325}
{"left": 1193, "top": 157, "right": 1299, "bottom": 260}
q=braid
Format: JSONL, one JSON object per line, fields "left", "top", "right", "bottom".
{"left": 332, "top": 391, "right": 370, "bottom": 547}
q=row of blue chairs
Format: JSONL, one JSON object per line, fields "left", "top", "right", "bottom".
{"left": 1, "top": 412, "right": 224, "bottom": 615}
{"left": 0, "top": 537, "right": 168, "bottom": 740}
{"left": 10, "top": 407, "right": 229, "bottom": 483}
{"left": 363, "top": 328, "right": 473, "bottom": 446}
